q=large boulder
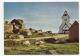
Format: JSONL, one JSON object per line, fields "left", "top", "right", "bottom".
{"left": 11, "top": 19, "right": 23, "bottom": 34}
{"left": 11, "top": 19, "right": 23, "bottom": 28}
{"left": 18, "top": 35, "right": 24, "bottom": 39}
{"left": 4, "top": 23, "right": 13, "bottom": 33}
{"left": 35, "top": 40, "right": 45, "bottom": 46}
{"left": 19, "top": 29, "right": 32, "bottom": 36}
{"left": 22, "top": 40, "right": 30, "bottom": 46}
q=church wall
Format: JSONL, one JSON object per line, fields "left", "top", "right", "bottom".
{"left": 69, "top": 21, "right": 79, "bottom": 42}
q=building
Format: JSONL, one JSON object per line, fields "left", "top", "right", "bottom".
{"left": 69, "top": 21, "right": 79, "bottom": 42}
{"left": 58, "top": 10, "right": 71, "bottom": 34}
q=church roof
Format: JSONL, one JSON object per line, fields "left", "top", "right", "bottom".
{"left": 69, "top": 21, "right": 79, "bottom": 30}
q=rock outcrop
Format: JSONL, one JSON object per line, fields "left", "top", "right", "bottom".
{"left": 4, "top": 23, "right": 13, "bottom": 33}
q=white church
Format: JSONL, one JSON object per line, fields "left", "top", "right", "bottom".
{"left": 58, "top": 10, "right": 71, "bottom": 34}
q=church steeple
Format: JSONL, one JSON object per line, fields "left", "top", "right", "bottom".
{"left": 58, "top": 10, "right": 71, "bottom": 34}
{"left": 62, "top": 10, "right": 70, "bottom": 23}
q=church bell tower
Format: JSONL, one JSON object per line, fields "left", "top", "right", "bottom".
{"left": 58, "top": 10, "right": 71, "bottom": 34}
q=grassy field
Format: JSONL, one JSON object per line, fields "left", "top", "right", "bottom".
{"left": 4, "top": 34, "right": 79, "bottom": 55}
{"left": 52, "top": 34, "right": 69, "bottom": 39}
{"left": 4, "top": 43, "right": 79, "bottom": 55}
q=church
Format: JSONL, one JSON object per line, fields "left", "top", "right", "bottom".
{"left": 58, "top": 10, "right": 71, "bottom": 34}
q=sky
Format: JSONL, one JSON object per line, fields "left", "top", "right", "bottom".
{"left": 4, "top": 2, "right": 78, "bottom": 33}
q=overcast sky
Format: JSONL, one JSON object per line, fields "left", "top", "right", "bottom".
{"left": 4, "top": 2, "right": 78, "bottom": 33}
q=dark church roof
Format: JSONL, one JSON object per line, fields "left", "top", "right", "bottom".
{"left": 69, "top": 21, "right": 79, "bottom": 30}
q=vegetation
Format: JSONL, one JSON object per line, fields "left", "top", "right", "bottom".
{"left": 4, "top": 42, "right": 79, "bottom": 55}
{"left": 4, "top": 19, "right": 79, "bottom": 55}
{"left": 52, "top": 34, "right": 69, "bottom": 39}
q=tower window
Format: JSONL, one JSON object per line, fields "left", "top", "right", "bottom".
{"left": 63, "top": 14, "right": 67, "bottom": 16}
{"left": 64, "top": 19, "right": 67, "bottom": 21}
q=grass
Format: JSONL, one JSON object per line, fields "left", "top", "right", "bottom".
{"left": 4, "top": 43, "right": 79, "bottom": 55}
{"left": 45, "top": 43, "right": 79, "bottom": 54}
{"left": 4, "top": 34, "right": 79, "bottom": 55}
{"left": 52, "top": 34, "right": 69, "bottom": 39}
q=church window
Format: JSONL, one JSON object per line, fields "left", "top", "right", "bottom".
{"left": 64, "top": 19, "right": 67, "bottom": 21}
